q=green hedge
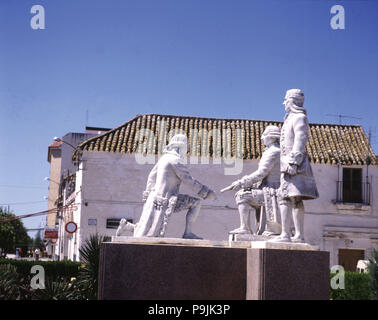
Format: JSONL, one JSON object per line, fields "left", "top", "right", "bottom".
{"left": 1, "top": 260, "right": 374, "bottom": 299}
{"left": 0, "top": 259, "right": 81, "bottom": 281}
{"left": 330, "top": 271, "right": 371, "bottom": 300}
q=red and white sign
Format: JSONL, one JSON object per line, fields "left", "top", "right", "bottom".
{"left": 44, "top": 228, "right": 58, "bottom": 239}
{"left": 65, "top": 221, "right": 77, "bottom": 234}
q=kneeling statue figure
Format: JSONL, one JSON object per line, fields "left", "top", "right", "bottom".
{"left": 117, "top": 134, "right": 217, "bottom": 239}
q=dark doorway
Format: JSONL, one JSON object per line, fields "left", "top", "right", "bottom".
{"left": 338, "top": 248, "right": 365, "bottom": 271}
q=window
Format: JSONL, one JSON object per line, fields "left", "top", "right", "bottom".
{"left": 106, "top": 218, "right": 133, "bottom": 229}
{"left": 342, "top": 168, "right": 362, "bottom": 203}
{"left": 336, "top": 168, "right": 371, "bottom": 205}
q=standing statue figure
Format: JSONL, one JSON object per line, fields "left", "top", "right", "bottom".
{"left": 116, "top": 134, "right": 217, "bottom": 239}
{"left": 221, "top": 126, "right": 282, "bottom": 235}
{"left": 272, "top": 89, "right": 319, "bottom": 243}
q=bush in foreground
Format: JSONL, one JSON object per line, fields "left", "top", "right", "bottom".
{"left": 330, "top": 271, "right": 371, "bottom": 300}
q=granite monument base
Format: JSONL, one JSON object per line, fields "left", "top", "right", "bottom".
{"left": 98, "top": 237, "right": 329, "bottom": 300}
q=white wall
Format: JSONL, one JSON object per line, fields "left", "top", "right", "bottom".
{"left": 70, "top": 150, "right": 378, "bottom": 266}
{"left": 74, "top": 152, "right": 247, "bottom": 252}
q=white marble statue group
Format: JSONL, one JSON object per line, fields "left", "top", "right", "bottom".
{"left": 116, "top": 89, "right": 319, "bottom": 243}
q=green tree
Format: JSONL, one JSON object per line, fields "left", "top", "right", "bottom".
{"left": 33, "top": 230, "right": 44, "bottom": 250}
{"left": 0, "top": 207, "right": 31, "bottom": 257}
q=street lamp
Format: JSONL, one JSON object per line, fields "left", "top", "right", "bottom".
{"left": 53, "top": 137, "right": 80, "bottom": 170}
{"left": 53, "top": 137, "right": 76, "bottom": 149}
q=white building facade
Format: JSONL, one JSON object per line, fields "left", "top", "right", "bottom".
{"left": 45, "top": 127, "right": 110, "bottom": 260}
{"left": 63, "top": 114, "right": 378, "bottom": 270}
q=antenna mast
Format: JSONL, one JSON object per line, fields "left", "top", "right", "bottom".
{"left": 325, "top": 114, "right": 362, "bottom": 125}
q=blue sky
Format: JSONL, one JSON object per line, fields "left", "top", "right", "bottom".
{"left": 1, "top": 0, "right": 378, "bottom": 234}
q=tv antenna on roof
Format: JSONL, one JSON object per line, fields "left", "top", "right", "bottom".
{"left": 325, "top": 114, "right": 362, "bottom": 125}
{"left": 325, "top": 113, "right": 363, "bottom": 183}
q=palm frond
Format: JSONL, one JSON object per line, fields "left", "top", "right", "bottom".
{"left": 0, "top": 264, "right": 19, "bottom": 300}
{"left": 77, "top": 233, "right": 110, "bottom": 299}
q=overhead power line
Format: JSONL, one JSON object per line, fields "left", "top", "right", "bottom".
{"left": 0, "top": 201, "right": 46, "bottom": 206}
{"left": 0, "top": 184, "right": 46, "bottom": 189}
{"left": 0, "top": 203, "right": 77, "bottom": 224}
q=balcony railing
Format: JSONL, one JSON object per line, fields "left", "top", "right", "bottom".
{"left": 336, "top": 181, "right": 371, "bottom": 205}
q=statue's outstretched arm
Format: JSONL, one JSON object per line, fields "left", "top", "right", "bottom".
{"left": 172, "top": 162, "right": 216, "bottom": 200}
{"left": 221, "top": 150, "right": 278, "bottom": 192}
{"left": 239, "top": 150, "right": 278, "bottom": 188}
{"left": 172, "top": 162, "right": 203, "bottom": 194}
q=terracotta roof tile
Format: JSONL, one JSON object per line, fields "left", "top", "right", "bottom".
{"left": 48, "top": 140, "right": 62, "bottom": 148}
{"left": 72, "top": 114, "right": 377, "bottom": 165}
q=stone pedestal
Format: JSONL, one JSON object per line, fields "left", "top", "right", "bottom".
{"left": 98, "top": 237, "right": 329, "bottom": 300}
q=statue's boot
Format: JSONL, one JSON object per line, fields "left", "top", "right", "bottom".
{"left": 292, "top": 202, "right": 305, "bottom": 243}
{"left": 262, "top": 230, "right": 277, "bottom": 237}
{"left": 229, "top": 227, "right": 251, "bottom": 235}
{"left": 116, "top": 221, "right": 135, "bottom": 236}
{"left": 291, "top": 234, "right": 305, "bottom": 243}
{"left": 183, "top": 232, "right": 203, "bottom": 240}
{"left": 269, "top": 204, "right": 291, "bottom": 242}
{"left": 269, "top": 234, "right": 292, "bottom": 243}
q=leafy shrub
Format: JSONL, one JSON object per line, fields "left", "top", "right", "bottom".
{"left": 31, "top": 277, "right": 74, "bottom": 300}
{"left": 0, "top": 234, "right": 110, "bottom": 300}
{"left": 0, "top": 259, "right": 81, "bottom": 281}
{"left": 0, "top": 260, "right": 82, "bottom": 300}
{"left": 0, "top": 264, "right": 19, "bottom": 300}
{"left": 72, "top": 233, "right": 110, "bottom": 300}
{"left": 330, "top": 271, "right": 371, "bottom": 300}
